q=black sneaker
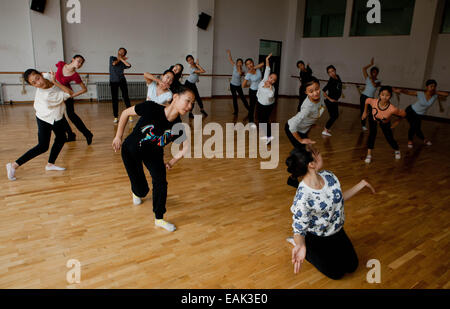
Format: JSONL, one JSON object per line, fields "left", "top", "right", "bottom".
{"left": 67, "top": 132, "right": 76, "bottom": 142}
{"left": 86, "top": 132, "right": 93, "bottom": 145}
{"left": 287, "top": 176, "right": 299, "bottom": 188}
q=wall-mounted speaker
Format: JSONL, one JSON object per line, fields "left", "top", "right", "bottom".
{"left": 30, "top": 0, "right": 46, "bottom": 13}
{"left": 197, "top": 12, "right": 211, "bottom": 30}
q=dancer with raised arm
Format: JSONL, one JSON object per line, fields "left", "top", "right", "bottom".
{"left": 185, "top": 55, "right": 208, "bottom": 118}
{"left": 226, "top": 49, "right": 249, "bottom": 115}
{"left": 361, "top": 86, "right": 406, "bottom": 163}
{"left": 242, "top": 58, "right": 264, "bottom": 127}
{"left": 400, "top": 79, "right": 448, "bottom": 148}
{"left": 143, "top": 70, "right": 174, "bottom": 105}
{"left": 169, "top": 63, "right": 184, "bottom": 94}
{"left": 112, "top": 86, "right": 194, "bottom": 232}
{"left": 6, "top": 69, "right": 73, "bottom": 181}
{"left": 256, "top": 54, "right": 277, "bottom": 144}
{"left": 360, "top": 58, "right": 381, "bottom": 131}
{"left": 55, "top": 55, "right": 93, "bottom": 144}
{"left": 286, "top": 146, "right": 376, "bottom": 279}
{"left": 110, "top": 47, "right": 132, "bottom": 123}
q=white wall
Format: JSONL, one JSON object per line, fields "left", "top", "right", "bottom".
{"left": 0, "top": 0, "right": 448, "bottom": 119}
{"left": 212, "top": 0, "right": 290, "bottom": 96}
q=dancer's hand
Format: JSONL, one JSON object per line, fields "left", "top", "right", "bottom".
{"left": 370, "top": 57, "right": 375, "bottom": 66}
{"left": 292, "top": 244, "right": 306, "bottom": 274}
{"left": 165, "top": 158, "right": 177, "bottom": 170}
{"left": 300, "top": 138, "right": 316, "bottom": 145}
{"left": 361, "top": 179, "right": 376, "bottom": 194}
{"left": 112, "top": 137, "right": 122, "bottom": 152}
{"left": 49, "top": 68, "right": 56, "bottom": 83}
{"left": 361, "top": 112, "right": 367, "bottom": 120}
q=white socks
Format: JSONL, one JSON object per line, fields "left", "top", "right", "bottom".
{"left": 155, "top": 219, "right": 176, "bottom": 232}
{"left": 132, "top": 193, "right": 142, "bottom": 205}
{"left": 45, "top": 164, "right": 66, "bottom": 171}
{"left": 6, "top": 163, "right": 16, "bottom": 181}
{"left": 365, "top": 155, "right": 372, "bottom": 164}
{"left": 322, "top": 130, "right": 332, "bottom": 136}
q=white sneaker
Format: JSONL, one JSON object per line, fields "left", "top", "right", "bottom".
{"left": 322, "top": 130, "right": 332, "bottom": 136}
{"left": 286, "top": 237, "right": 296, "bottom": 246}
{"left": 425, "top": 140, "right": 432, "bottom": 146}
{"left": 395, "top": 151, "right": 401, "bottom": 160}
{"left": 113, "top": 118, "right": 118, "bottom": 124}
{"left": 407, "top": 143, "right": 413, "bottom": 149}
{"left": 365, "top": 155, "right": 372, "bottom": 164}
{"left": 6, "top": 163, "right": 16, "bottom": 181}
{"left": 132, "top": 193, "right": 142, "bottom": 205}
{"left": 155, "top": 219, "right": 176, "bottom": 232}
{"left": 250, "top": 123, "right": 257, "bottom": 129}
{"left": 362, "top": 126, "right": 368, "bottom": 131}
{"left": 266, "top": 136, "right": 274, "bottom": 145}
{"left": 45, "top": 164, "right": 66, "bottom": 171}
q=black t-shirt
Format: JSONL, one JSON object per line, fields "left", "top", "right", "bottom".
{"left": 299, "top": 66, "right": 313, "bottom": 86}
{"left": 323, "top": 75, "right": 342, "bottom": 101}
{"left": 128, "top": 101, "right": 186, "bottom": 152}
{"left": 109, "top": 56, "right": 131, "bottom": 82}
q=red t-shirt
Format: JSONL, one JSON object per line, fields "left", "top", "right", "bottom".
{"left": 55, "top": 61, "right": 82, "bottom": 90}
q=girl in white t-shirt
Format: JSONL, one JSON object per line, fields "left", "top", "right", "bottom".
{"left": 143, "top": 70, "right": 174, "bottom": 105}
{"left": 6, "top": 69, "right": 73, "bottom": 181}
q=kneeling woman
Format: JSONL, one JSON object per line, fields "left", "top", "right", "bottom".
{"left": 112, "top": 86, "right": 194, "bottom": 232}
{"left": 287, "top": 146, "right": 375, "bottom": 279}
{"left": 361, "top": 86, "right": 406, "bottom": 163}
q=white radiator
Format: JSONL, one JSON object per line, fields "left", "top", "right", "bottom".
{"left": 96, "top": 81, "right": 147, "bottom": 102}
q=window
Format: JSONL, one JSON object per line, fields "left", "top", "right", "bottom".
{"left": 303, "top": 0, "right": 347, "bottom": 37}
{"left": 350, "top": 0, "right": 415, "bottom": 36}
{"left": 441, "top": 0, "right": 450, "bottom": 33}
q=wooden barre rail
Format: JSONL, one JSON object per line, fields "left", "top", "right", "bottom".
{"left": 0, "top": 72, "right": 448, "bottom": 93}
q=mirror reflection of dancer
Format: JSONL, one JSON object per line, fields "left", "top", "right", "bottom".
{"left": 55, "top": 55, "right": 93, "bottom": 144}
{"left": 360, "top": 58, "right": 381, "bottom": 131}
{"left": 297, "top": 61, "right": 313, "bottom": 112}
{"left": 110, "top": 47, "right": 132, "bottom": 124}
{"left": 321, "top": 65, "right": 342, "bottom": 137}
{"left": 242, "top": 58, "right": 264, "bottom": 128}
{"left": 286, "top": 146, "right": 375, "bottom": 279}
{"left": 185, "top": 55, "right": 208, "bottom": 119}
{"left": 143, "top": 70, "right": 174, "bottom": 105}
{"left": 112, "top": 86, "right": 194, "bottom": 232}
{"left": 361, "top": 86, "right": 406, "bottom": 164}
{"left": 399, "top": 79, "right": 448, "bottom": 148}
{"left": 6, "top": 69, "right": 73, "bottom": 181}
{"left": 226, "top": 49, "right": 249, "bottom": 115}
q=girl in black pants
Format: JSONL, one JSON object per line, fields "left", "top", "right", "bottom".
{"left": 226, "top": 49, "right": 249, "bottom": 115}
{"left": 286, "top": 146, "right": 375, "bottom": 279}
{"left": 361, "top": 86, "right": 406, "bottom": 163}
{"left": 322, "top": 65, "right": 342, "bottom": 137}
{"left": 110, "top": 48, "right": 132, "bottom": 123}
{"left": 112, "top": 86, "right": 194, "bottom": 232}
{"left": 185, "top": 55, "right": 208, "bottom": 118}
{"left": 399, "top": 80, "right": 448, "bottom": 148}
{"left": 6, "top": 69, "right": 73, "bottom": 181}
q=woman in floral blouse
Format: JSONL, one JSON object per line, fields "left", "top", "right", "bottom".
{"left": 286, "top": 146, "right": 375, "bottom": 279}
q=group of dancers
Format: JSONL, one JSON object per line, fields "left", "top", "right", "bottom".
{"left": 4, "top": 48, "right": 449, "bottom": 280}
{"left": 285, "top": 57, "right": 448, "bottom": 279}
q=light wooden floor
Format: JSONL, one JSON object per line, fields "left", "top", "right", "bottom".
{"left": 0, "top": 98, "right": 449, "bottom": 289}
